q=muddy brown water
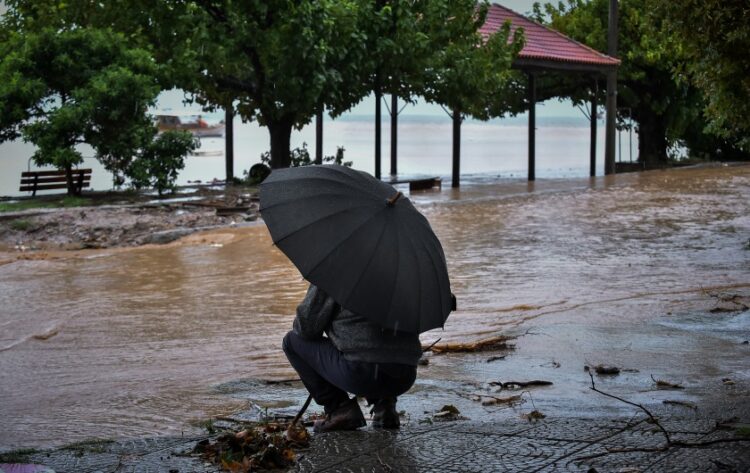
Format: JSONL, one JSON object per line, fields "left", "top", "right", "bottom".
{"left": 1, "top": 164, "right": 749, "bottom": 449}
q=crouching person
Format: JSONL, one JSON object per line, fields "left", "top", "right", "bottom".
{"left": 282, "top": 284, "right": 421, "bottom": 432}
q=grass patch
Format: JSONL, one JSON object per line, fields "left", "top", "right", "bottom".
{"left": 736, "top": 426, "right": 750, "bottom": 438}
{"left": 0, "top": 196, "right": 92, "bottom": 213}
{"left": 9, "top": 219, "right": 35, "bottom": 231}
{"left": 62, "top": 438, "right": 114, "bottom": 457}
{"left": 0, "top": 447, "right": 39, "bottom": 462}
{"left": 189, "top": 418, "right": 216, "bottom": 434}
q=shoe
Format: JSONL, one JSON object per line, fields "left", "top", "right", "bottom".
{"left": 371, "top": 398, "right": 400, "bottom": 429}
{"left": 313, "top": 398, "right": 366, "bottom": 433}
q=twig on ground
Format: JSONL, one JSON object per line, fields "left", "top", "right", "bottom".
{"left": 588, "top": 372, "right": 671, "bottom": 444}
{"left": 376, "top": 452, "right": 393, "bottom": 472}
{"left": 426, "top": 335, "right": 513, "bottom": 354}
{"left": 651, "top": 374, "right": 684, "bottom": 389}
{"left": 576, "top": 373, "right": 750, "bottom": 463}
{"left": 490, "top": 380, "right": 553, "bottom": 389}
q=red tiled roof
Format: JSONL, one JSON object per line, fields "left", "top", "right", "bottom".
{"left": 480, "top": 3, "right": 620, "bottom": 69}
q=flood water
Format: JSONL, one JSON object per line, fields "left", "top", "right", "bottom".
{"left": 1, "top": 164, "right": 749, "bottom": 449}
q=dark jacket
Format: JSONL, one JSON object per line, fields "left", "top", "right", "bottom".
{"left": 293, "top": 285, "right": 422, "bottom": 366}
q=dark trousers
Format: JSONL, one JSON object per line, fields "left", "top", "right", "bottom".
{"left": 282, "top": 331, "right": 416, "bottom": 411}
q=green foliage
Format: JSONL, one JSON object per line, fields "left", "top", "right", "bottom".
{"left": 9, "top": 219, "right": 34, "bottom": 231}
{"left": 0, "top": 26, "right": 165, "bottom": 193}
{"left": 421, "top": 1, "right": 525, "bottom": 119}
{"left": 657, "top": 1, "right": 750, "bottom": 151}
{"left": 177, "top": 0, "right": 369, "bottom": 169}
{"left": 3, "top": 0, "right": 525, "bottom": 172}
{"left": 127, "top": 131, "right": 198, "bottom": 196}
{"left": 0, "top": 448, "right": 38, "bottom": 463}
{"left": 532, "top": 0, "right": 749, "bottom": 166}
{"left": 260, "top": 143, "right": 352, "bottom": 168}
{"left": 0, "top": 196, "right": 91, "bottom": 213}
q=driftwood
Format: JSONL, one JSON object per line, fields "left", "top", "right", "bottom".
{"left": 480, "top": 394, "right": 523, "bottom": 406}
{"left": 424, "top": 336, "right": 514, "bottom": 354}
{"left": 651, "top": 374, "right": 684, "bottom": 389}
{"left": 490, "top": 380, "right": 553, "bottom": 390}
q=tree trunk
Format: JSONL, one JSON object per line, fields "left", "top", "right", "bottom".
{"left": 636, "top": 110, "right": 668, "bottom": 168}
{"left": 64, "top": 164, "right": 75, "bottom": 196}
{"left": 268, "top": 119, "right": 294, "bottom": 169}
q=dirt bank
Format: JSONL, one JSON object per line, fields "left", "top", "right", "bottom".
{"left": 0, "top": 187, "right": 259, "bottom": 253}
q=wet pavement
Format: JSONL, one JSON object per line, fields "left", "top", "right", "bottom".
{"left": 8, "top": 408, "right": 750, "bottom": 472}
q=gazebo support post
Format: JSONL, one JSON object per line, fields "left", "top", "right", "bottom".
{"left": 390, "top": 94, "right": 398, "bottom": 176}
{"left": 604, "top": 0, "right": 618, "bottom": 175}
{"left": 452, "top": 109, "right": 461, "bottom": 188}
{"left": 375, "top": 88, "right": 382, "bottom": 179}
{"left": 225, "top": 107, "right": 234, "bottom": 182}
{"left": 590, "top": 82, "right": 597, "bottom": 177}
{"left": 315, "top": 108, "right": 323, "bottom": 165}
{"left": 527, "top": 72, "right": 536, "bottom": 181}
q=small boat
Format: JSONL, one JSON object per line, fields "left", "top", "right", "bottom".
{"left": 154, "top": 112, "right": 225, "bottom": 137}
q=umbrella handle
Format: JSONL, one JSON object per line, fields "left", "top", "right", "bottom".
{"left": 291, "top": 393, "right": 313, "bottom": 426}
{"left": 386, "top": 192, "right": 403, "bottom": 206}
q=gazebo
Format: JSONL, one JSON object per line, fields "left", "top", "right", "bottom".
{"left": 312, "top": 3, "right": 620, "bottom": 186}
{"left": 475, "top": 3, "right": 620, "bottom": 184}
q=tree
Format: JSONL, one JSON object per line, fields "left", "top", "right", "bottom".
{"left": 421, "top": 2, "right": 525, "bottom": 119}
{"left": 531, "top": 0, "right": 692, "bottom": 167}
{"left": 0, "top": 26, "right": 195, "bottom": 194}
{"left": 128, "top": 131, "right": 198, "bottom": 196}
{"left": 657, "top": 0, "right": 750, "bottom": 151}
{"left": 529, "top": 0, "right": 750, "bottom": 166}
{"left": 176, "top": 0, "right": 370, "bottom": 169}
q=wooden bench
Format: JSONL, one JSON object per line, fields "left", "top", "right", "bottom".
{"left": 20, "top": 169, "right": 92, "bottom": 196}
{"left": 389, "top": 177, "right": 442, "bottom": 192}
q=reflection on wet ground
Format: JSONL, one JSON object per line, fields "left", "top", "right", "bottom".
{"left": 1, "top": 164, "right": 749, "bottom": 449}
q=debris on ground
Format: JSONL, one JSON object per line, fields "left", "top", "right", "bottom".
{"left": 651, "top": 375, "right": 684, "bottom": 389}
{"left": 417, "top": 357, "right": 430, "bottom": 366}
{"left": 193, "top": 421, "right": 310, "bottom": 472}
{"left": 587, "top": 365, "right": 621, "bottom": 375}
{"left": 722, "top": 378, "right": 736, "bottom": 386}
{"left": 489, "top": 380, "right": 553, "bottom": 390}
{"left": 522, "top": 410, "right": 546, "bottom": 422}
{"left": 663, "top": 400, "right": 698, "bottom": 410}
{"left": 707, "top": 292, "right": 750, "bottom": 313}
{"left": 432, "top": 405, "right": 463, "bottom": 421}
{"left": 425, "top": 336, "right": 514, "bottom": 354}
{"left": 479, "top": 394, "right": 523, "bottom": 407}
{"left": 486, "top": 355, "right": 507, "bottom": 363}
{"left": 0, "top": 187, "right": 260, "bottom": 252}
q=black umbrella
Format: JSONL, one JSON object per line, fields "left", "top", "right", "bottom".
{"left": 259, "top": 164, "right": 452, "bottom": 334}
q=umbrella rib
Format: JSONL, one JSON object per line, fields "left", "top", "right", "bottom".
{"left": 272, "top": 204, "right": 374, "bottom": 245}
{"left": 301, "top": 206, "right": 390, "bottom": 280}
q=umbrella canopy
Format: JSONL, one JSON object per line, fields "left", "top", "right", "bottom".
{"left": 259, "top": 164, "right": 452, "bottom": 334}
